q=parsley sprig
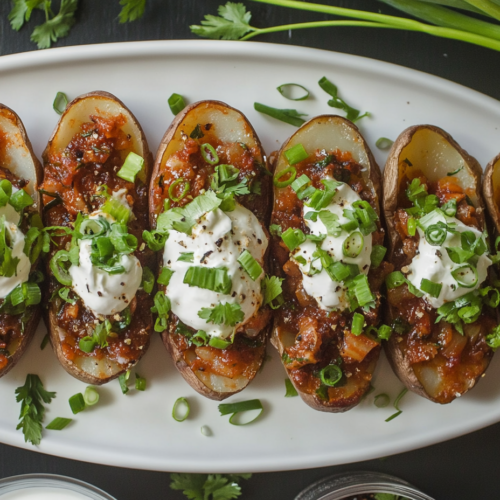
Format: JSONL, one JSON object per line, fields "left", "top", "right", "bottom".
{"left": 15, "top": 374, "right": 56, "bottom": 445}
{"left": 170, "top": 473, "right": 251, "bottom": 500}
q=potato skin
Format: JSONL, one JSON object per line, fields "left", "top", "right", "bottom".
{"left": 383, "top": 124, "right": 491, "bottom": 403}
{"left": 42, "top": 91, "right": 153, "bottom": 385}
{"left": 151, "top": 100, "right": 271, "bottom": 400}
{"left": 271, "top": 115, "right": 383, "bottom": 412}
{"left": 0, "top": 104, "right": 43, "bottom": 378}
{"left": 483, "top": 153, "right": 500, "bottom": 236}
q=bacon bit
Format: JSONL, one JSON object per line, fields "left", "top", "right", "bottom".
{"left": 286, "top": 316, "right": 322, "bottom": 369}
{"left": 64, "top": 302, "right": 79, "bottom": 320}
{"left": 341, "top": 332, "right": 378, "bottom": 363}
{"left": 62, "top": 342, "right": 76, "bottom": 362}
{"left": 406, "top": 341, "right": 438, "bottom": 364}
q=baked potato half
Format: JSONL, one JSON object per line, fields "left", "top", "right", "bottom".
{"left": 149, "top": 100, "right": 272, "bottom": 400}
{"left": 484, "top": 153, "right": 500, "bottom": 235}
{"left": 40, "top": 91, "right": 155, "bottom": 385}
{"left": 0, "top": 104, "right": 44, "bottom": 378}
{"left": 383, "top": 124, "right": 497, "bottom": 404}
{"left": 270, "top": 115, "right": 392, "bottom": 412}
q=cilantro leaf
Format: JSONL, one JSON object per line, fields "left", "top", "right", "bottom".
{"left": 170, "top": 473, "right": 251, "bottom": 500}
{"left": 118, "top": 0, "right": 146, "bottom": 23}
{"left": 31, "top": 0, "right": 78, "bottom": 49}
{"left": 15, "top": 374, "right": 56, "bottom": 445}
{"left": 190, "top": 2, "right": 254, "bottom": 40}
{"left": 8, "top": 0, "right": 45, "bottom": 31}
{"left": 198, "top": 302, "right": 244, "bottom": 327}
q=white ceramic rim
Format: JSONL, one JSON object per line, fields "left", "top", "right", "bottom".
{"left": 0, "top": 473, "right": 116, "bottom": 499}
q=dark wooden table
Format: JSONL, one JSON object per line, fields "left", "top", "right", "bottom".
{"left": 1, "top": 1, "right": 499, "bottom": 499}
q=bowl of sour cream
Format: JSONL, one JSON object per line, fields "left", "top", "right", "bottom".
{"left": 0, "top": 474, "right": 116, "bottom": 499}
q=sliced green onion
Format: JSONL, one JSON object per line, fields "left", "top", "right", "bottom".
{"left": 40, "top": 333, "right": 49, "bottom": 350}
{"left": 386, "top": 388, "right": 408, "bottom": 422}
{"left": 273, "top": 166, "right": 297, "bottom": 188}
{"left": 200, "top": 143, "right": 219, "bottom": 165}
{"left": 158, "top": 267, "right": 174, "bottom": 286}
{"left": 285, "top": 379, "right": 298, "bottom": 397}
{"left": 53, "top": 91, "right": 68, "bottom": 115}
{"left": 318, "top": 76, "right": 367, "bottom": 122}
{"left": 50, "top": 250, "right": 72, "bottom": 286}
{"left": 269, "top": 224, "right": 282, "bottom": 237}
{"left": 254, "top": 102, "right": 307, "bottom": 127}
{"left": 318, "top": 210, "right": 341, "bottom": 237}
{"left": 208, "top": 337, "right": 232, "bottom": 349}
{"left": 407, "top": 217, "right": 417, "bottom": 237}
{"left": 386, "top": 271, "right": 406, "bottom": 289}
{"left": 370, "top": 245, "right": 387, "bottom": 268}
{"left": 168, "top": 93, "right": 185, "bottom": 115}
{"left": 351, "top": 274, "right": 376, "bottom": 306}
{"left": 420, "top": 278, "right": 442, "bottom": 298}
{"left": 135, "top": 373, "right": 147, "bottom": 391}
{"left": 118, "top": 371, "right": 130, "bottom": 395}
{"left": 326, "top": 261, "right": 351, "bottom": 282}
{"left": 68, "top": 393, "right": 85, "bottom": 414}
{"left": 377, "top": 325, "right": 393, "bottom": 341}
{"left": 447, "top": 166, "right": 463, "bottom": 176}
{"left": 284, "top": 144, "right": 308, "bottom": 165}
{"left": 452, "top": 264, "right": 478, "bottom": 288}
{"left": 102, "top": 198, "right": 130, "bottom": 225}
{"left": 168, "top": 178, "right": 190, "bottom": 202}
{"left": 172, "top": 397, "right": 190, "bottom": 422}
{"left": 58, "top": 287, "right": 77, "bottom": 304}
{"left": 374, "top": 393, "right": 390, "bottom": 408}
{"left": 351, "top": 312, "right": 365, "bottom": 335}
{"left": 183, "top": 266, "right": 232, "bottom": 294}
{"left": 306, "top": 179, "right": 341, "bottom": 210}
{"left": 291, "top": 174, "right": 311, "bottom": 193}
{"left": 319, "top": 365, "right": 342, "bottom": 387}
{"left": 343, "top": 231, "right": 364, "bottom": 258}
{"left": 281, "top": 227, "right": 306, "bottom": 252}
{"left": 480, "top": 287, "right": 500, "bottom": 308}
{"left": 218, "top": 399, "right": 263, "bottom": 426}
{"left": 142, "top": 230, "right": 168, "bottom": 251}
{"left": 117, "top": 152, "right": 144, "bottom": 183}
{"left": 296, "top": 185, "right": 317, "bottom": 201}
{"left": 200, "top": 425, "right": 212, "bottom": 436}
{"left": 442, "top": 198, "right": 457, "bottom": 217}
{"left": 83, "top": 386, "right": 100, "bottom": 406}
{"left": 141, "top": 266, "right": 155, "bottom": 294}
{"left": 425, "top": 223, "right": 447, "bottom": 245}
{"left": 277, "top": 83, "right": 310, "bottom": 101}
{"left": 375, "top": 137, "right": 394, "bottom": 150}
{"left": 177, "top": 252, "right": 194, "bottom": 263}
{"left": 46, "top": 417, "right": 72, "bottom": 430}
{"left": 9, "top": 189, "right": 34, "bottom": 212}
{"left": 238, "top": 250, "right": 263, "bottom": 281}
{"left": 217, "top": 164, "right": 240, "bottom": 183}
{"left": 79, "top": 336, "right": 96, "bottom": 353}
{"left": 341, "top": 219, "right": 359, "bottom": 232}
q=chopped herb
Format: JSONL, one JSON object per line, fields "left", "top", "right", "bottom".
{"left": 254, "top": 102, "right": 307, "bottom": 127}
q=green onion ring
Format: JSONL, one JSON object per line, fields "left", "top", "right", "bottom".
{"left": 273, "top": 166, "right": 297, "bottom": 188}
{"left": 342, "top": 231, "right": 364, "bottom": 258}
{"left": 200, "top": 143, "right": 219, "bottom": 165}
{"left": 168, "top": 178, "right": 190, "bottom": 203}
{"left": 172, "top": 397, "right": 190, "bottom": 422}
{"left": 452, "top": 264, "right": 478, "bottom": 288}
{"left": 425, "top": 224, "right": 447, "bottom": 246}
{"left": 277, "top": 83, "right": 310, "bottom": 101}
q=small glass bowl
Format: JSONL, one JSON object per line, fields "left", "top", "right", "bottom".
{"left": 294, "top": 471, "right": 435, "bottom": 500}
{"left": 0, "top": 473, "right": 116, "bottom": 499}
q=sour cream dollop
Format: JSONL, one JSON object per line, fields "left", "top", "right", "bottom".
{"left": 69, "top": 191, "right": 142, "bottom": 316}
{"left": 406, "top": 211, "right": 491, "bottom": 308}
{"left": 292, "top": 182, "right": 372, "bottom": 311}
{"left": 163, "top": 203, "right": 267, "bottom": 339}
{"left": 0, "top": 190, "right": 31, "bottom": 299}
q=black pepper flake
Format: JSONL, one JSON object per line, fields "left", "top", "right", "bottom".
{"left": 121, "top": 282, "right": 125, "bottom": 286}
{"left": 232, "top": 292, "right": 237, "bottom": 297}
{"left": 215, "top": 238, "right": 223, "bottom": 247}
{"left": 200, "top": 250, "right": 213, "bottom": 263}
{"left": 204, "top": 123, "right": 212, "bottom": 131}
{"left": 257, "top": 239, "right": 262, "bottom": 244}
{"left": 86, "top": 285, "right": 90, "bottom": 293}
{"left": 97, "top": 291, "right": 103, "bottom": 297}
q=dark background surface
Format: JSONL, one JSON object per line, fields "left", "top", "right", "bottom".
{"left": 1, "top": 1, "right": 499, "bottom": 499}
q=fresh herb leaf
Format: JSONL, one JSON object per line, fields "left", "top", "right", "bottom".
{"left": 190, "top": 2, "right": 253, "bottom": 40}
{"left": 9, "top": 0, "right": 45, "bottom": 31}
{"left": 170, "top": 472, "right": 252, "bottom": 500}
{"left": 262, "top": 275, "right": 284, "bottom": 309}
{"left": 198, "top": 302, "right": 244, "bottom": 326}
{"left": 254, "top": 102, "right": 307, "bottom": 127}
{"left": 119, "top": 0, "right": 146, "bottom": 23}
{"left": 15, "top": 374, "right": 56, "bottom": 445}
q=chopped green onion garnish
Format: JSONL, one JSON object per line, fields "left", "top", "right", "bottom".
{"left": 273, "top": 166, "right": 297, "bottom": 188}
{"left": 183, "top": 266, "right": 232, "bottom": 294}
{"left": 386, "top": 388, "right": 408, "bottom": 422}
{"left": 53, "top": 91, "right": 68, "bottom": 115}
{"left": 40, "top": 333, "right": 49, "bottom": 350}
{"left": 269, "top": 224, "right": 282, "bottom": 237}
{"left": 9, "top": 189, "right": 34, "bottom": 212}
{"left": 351, "top": 274, "right": 376, "bottom": 306}
{"left": 172, "top": 397, "right": 190, "bottom": 422}
{"left": 237, "top": 250, "right": 263, "bottom": 281}
{"left": 319, "top": 364, "right": 342, "bottom": 387}
{"left": 83, "top": 386, "right": 100, "bottom": 406}
{"left": 168, "top": 93, "right": 186, "bottom": 115}
{"left": 168, "top": 178, "right": 190, "bottom": 204}
{"left": 79, "top": 337, "right": 96, "bottom": 353}
{"left": 351, "top": 312, "right": 365, "bottom": 335}
{"left": 375, "top": 137, "right": 393, "bottom": 150}
{"left": 208, "top": 336, "right": 232, "bottom": 349}
{"left": 135, "top": 373, "right": 146, "bottom": 391}
{"left": 318, "top": 210, "right": 341, "bottom": 237}
{"left": 386, "top": 271, "right": 406, "bottom": 289}
{"left": 46, "top": 417, "right": 72, "bottom": 430}
{"left": 441, "top": 199, "right": 457, "bottom": 217}
{"left": 420, "top": 278, "right": 442, "bottom": 298}
{"left": 142, "top": 229, "right": 168, "bottom": 251}
{"left": 158, "top": 267, "right": 174, "bottom": 286}
{"left": 277, "top": 83, "right": 310, "bottom": 101}
{"left": 284, "top": 144, "right": 308, "bottom": 165}
{"left": 50, "top": 250, "right": 72, "bottom": 286}
{"left": 377, "top": 324, "right": 393, "bottom": 341}
{"left": 285, "top": 379, "right": 298, "bottom": 397}
{"left": 407, "top": 217, "right": 417, "bottom": 237}
{"left": 281, "top": 227, "right": 306, "bottom": 252}
{"left": 200, "top": 143, "right": 219, "bottom": 165}
{"left": 291, "top": 174, "right": 311, "bottom": 193}
{"left": 452, "top": 264, "right": 478, "bottom": 288}
{"left": 118, "top": 371, "right": 130, "bottom": 395}
{"left": 425, "top": 223, "right": 448, "bottom": 245}
{"left": 254, "top": 102, "right": 307, "bottom": 127}
{"left": 326, "top": 261, "right": 350, "bottom": 282}
{"left": 318, "top": 76, "right": 368, "bottom": 122}
{"left": 447, "top": 166, "right": 463, "bottom": 176}
{"left": 117, "top": 152, "right": 144, "bottom": 183}
{"left": 374, "top": 393, "right": 390, "bottom": 408}
{"left": 307, "top": 179, "right": 341, "bottom": 211}
{"left": 177, "top": 252, "right": 194, "bottom": 263}
{"left": 68, "top": 393, "right": 85, "bottom": 414}
{"left": 141, "top": 266, "right": 155, "bottom": 294}
{"left": 218, "top": 399, "right": 263, "bottom": 426}
{"left": 370, "top": 245, "right": 386, "bottom": 268}
{"left": 343, "top": 231, "right": 364, "bottom": 258}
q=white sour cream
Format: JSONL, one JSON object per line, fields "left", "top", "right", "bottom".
{"left": 292, "top": 182, "right": 372, "bottom": 311}
{"left": 406, "top": 211, "right": 491, "bottom": 308}
{"left": 69, "top": 191, "right": 142, "bottom": 317}
{"left": 0, "top": 188, "right": 31, "bottom": 299}
{"left": 163, "top": 203, "right": 267, "bottom": 339}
